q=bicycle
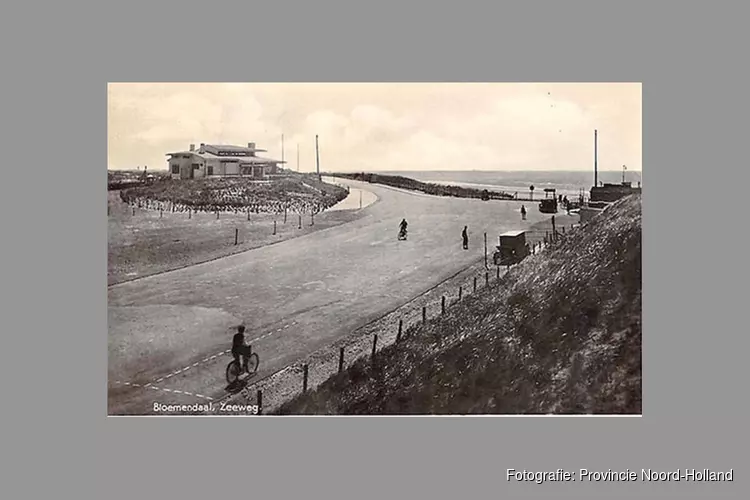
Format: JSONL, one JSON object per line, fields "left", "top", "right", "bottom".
{"left": 225, "top": 347, "right": 260, "bottom": 384}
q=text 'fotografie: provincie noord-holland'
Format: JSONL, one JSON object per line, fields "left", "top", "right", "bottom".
{"left": 507, "top": 469, "right": 734, "bottom": 484}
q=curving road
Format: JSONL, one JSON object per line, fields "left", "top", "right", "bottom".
{"left": 108, "top": 178, "right": 550, "bottom": 414}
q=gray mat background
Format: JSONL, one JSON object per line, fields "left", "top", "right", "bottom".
{"left": 2, "top": 1, "right": 747, "bottom": 498}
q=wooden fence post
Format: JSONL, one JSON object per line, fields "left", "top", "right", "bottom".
{"left": 311, "top": 212, "right": 314, "bottom": 226}
{"left": 551, "top": 216, "right": 556, "bottom": 242}
{"left": 441, "top": 296, "right": 446, "bottom": 314}
{"left": 459, "top": 286, "right": 462, "bottom": 301}
{"left": 302, "top": 364, "right": 309, "bottom": 393}
{"left": 273, "top": 220, "right": 277, "bottom": 235}
{"left": 216, "top": 210, "right": 219, "bottom": 220}
{"left": 247, "top": 208, "right": 250, "bottom": 221}
{"left": 189, "top": 209, "right": 192, "bottom": 219}
{"left": 338, "top": 347, "right": 345, "bottom": 372}
{"left": 257, "top": 390, "right": 263, "bottom": 414}
{"left": 497, "top": 266, "right": 500, "bottom": 279}
{"left": 484, "top": 232, "right": 487, "bottom": 268}
{"left": 485, "top": 272, "right": 489, "bottom": 286}
{"left": 234, "top": 228, "right": 238, "bottom": 245}
{"left": 298, "top": 215, "right": 302, "bottom": 229}
{"left": 372, "top": 334, "right": 378, "bottom": 358}
{"left": 473, "top": 277, "right": 477, "bottom": 292}
{"left": 422, "top": 306, "right": 427, "bottom": 324}
{"left": 397, "top": 319, "right": 403, "bottom": 342}
{"left": 284, "top": 208, "right": 287, "bottom": 224}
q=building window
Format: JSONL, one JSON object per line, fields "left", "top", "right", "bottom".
{"left": 193, "top": 163, "right": 200, "bottom": 170}
{"left": 207, "top": 166, "right": 214, "bottom": 175}
{"left": 171, "top": 164, "right": 179, "bottom": 174}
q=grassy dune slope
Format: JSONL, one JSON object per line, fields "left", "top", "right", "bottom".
{"left": 277, "top": 194, "right": 642, "bottom": 415}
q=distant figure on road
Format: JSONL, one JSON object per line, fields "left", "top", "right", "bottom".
{"left": 520, "top": 205, "right": 527, "bottom": 220}
{"left": 398, "top": 218, "right": 408, "bottom": 240}
{"left": 231, "top": 325, "right": 253, "bottom": 376}
{"left": 462, "top": 226, "right": 469, "bottom": 250}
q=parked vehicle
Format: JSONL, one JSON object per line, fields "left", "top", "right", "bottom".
{"left": 493, "top": 230, "right": 530, "bottom": 266}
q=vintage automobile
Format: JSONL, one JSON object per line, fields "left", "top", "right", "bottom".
{"left": 493, "top": 230, "right": 530, "bottom": 266}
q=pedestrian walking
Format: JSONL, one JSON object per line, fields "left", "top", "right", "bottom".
{"left": 520, "top": 205, "right": 527, "bottom": 221}
{"left": 462, "top": 226, "right": 469, "bottom": 250}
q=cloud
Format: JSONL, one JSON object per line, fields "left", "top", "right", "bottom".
{"left": 108, "top": 83, "right": 641, "bottom": 172}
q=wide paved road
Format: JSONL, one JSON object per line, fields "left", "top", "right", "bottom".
{"left": 108, "top": 179, "right": 549, "bottom": 414}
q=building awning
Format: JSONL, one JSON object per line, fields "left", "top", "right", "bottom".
{"left": 165, "top": 151, "right": 286, "bottom": 164}
{"left": 238, "top": 157, "right": 286, "bottom": 165}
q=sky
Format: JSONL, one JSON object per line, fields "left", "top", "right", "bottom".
{"left": 107, "top": 82, "right": 641, "bottom": 173}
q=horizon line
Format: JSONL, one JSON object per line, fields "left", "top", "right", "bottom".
{"left": 108, "top": 167, "right": 643, "bottom": 173}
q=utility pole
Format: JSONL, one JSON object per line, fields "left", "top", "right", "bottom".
{"left": 622, "top": 164, "right": 627, "bottom": 184}
{"left": 315, "top": 134, "right": 321, "bottom": 181}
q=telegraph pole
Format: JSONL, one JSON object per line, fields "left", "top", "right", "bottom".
{"left": 315, "top": 134, "right": 321, "bottom": 181}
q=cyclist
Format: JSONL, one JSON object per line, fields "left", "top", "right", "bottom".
{"left": 231, "top": 325, "right": 253, "bottom": 375}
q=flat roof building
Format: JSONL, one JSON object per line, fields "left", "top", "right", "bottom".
{"left": 167, "top": 142, "right": 286, "bottom": 180}
{"left": 590, "top": 182, "right": 642, "bottom": 203}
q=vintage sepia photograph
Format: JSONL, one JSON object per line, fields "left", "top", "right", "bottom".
{"left": 107, "top": 82, "right": 642, "bottom": 416}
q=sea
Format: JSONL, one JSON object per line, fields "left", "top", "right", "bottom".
{"left": 372, "top": 170, "right": 642, "bottom": 200}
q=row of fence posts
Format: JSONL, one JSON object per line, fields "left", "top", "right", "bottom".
{"left": 124, "top": 202, "right": 317, "bottom": 225}
{"left": 542, "top": 223, "right": 575, "bottom": 246}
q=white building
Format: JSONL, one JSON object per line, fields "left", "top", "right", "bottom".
{"left": 167, "top": 143, "right": 286, "bottom": 180}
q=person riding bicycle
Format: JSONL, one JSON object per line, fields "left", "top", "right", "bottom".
{"left": 231, "top": 325, "right": 252, "bottom": 374}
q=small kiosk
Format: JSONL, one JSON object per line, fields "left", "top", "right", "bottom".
{"left": 539, "top": 188, "right": 558, "bottom": 214}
